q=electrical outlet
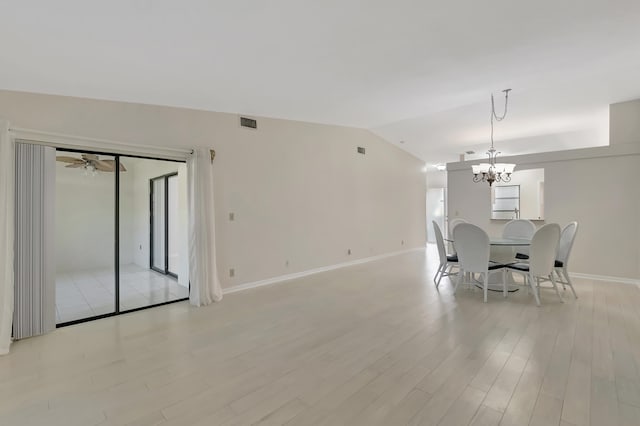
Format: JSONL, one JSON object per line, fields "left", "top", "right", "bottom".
{"left": 347, "top": 249, "right": 352, "bottom": 255}
{"left": 229, "top": 212, "right": 235, "bottom": 221}
{"left": 401, "top": 240, "right": 404, "bottom": 245}
{"left": 229, "top": 268, "right": 235, "bottom": 278}
{"left": 139, "top": 245, "right": 142, "bottom": 250}
{"left": 285, "top": 260, "right": 289, "bottom": 267}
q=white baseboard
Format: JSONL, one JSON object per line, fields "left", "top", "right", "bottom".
{"left": 220, "top": 248, "right": 640, "bottom": 296}
{"left": 222, "top": 247, "right": 424, "bottom": 295}
{"left": 569, "top": 272, "right": 640, "bottom": 286}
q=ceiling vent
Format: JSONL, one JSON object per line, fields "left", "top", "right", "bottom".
{"left": 240, "top": 116, "right": 257, "bottom": 129}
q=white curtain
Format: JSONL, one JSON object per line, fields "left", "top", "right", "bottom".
{"left": 0, "top": 121, "right": 15, "bottom": 355}
{"left": 187, "top": 148, "right": 223, "bottom": 306}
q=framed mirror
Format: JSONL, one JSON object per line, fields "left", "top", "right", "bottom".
{"left": 491, "top": 168, "right": 544, "bottom": 220}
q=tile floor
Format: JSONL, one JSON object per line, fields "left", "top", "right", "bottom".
{"left": 55, "top": 263, "right": 189, "bottom": 323}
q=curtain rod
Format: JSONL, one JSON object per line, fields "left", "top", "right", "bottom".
{"left": 9, "top": 127, "right": 194, "bottom": 160}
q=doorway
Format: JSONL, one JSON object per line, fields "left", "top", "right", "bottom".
{"left": 426, "top": 188, "right": 446, "bottom": 243}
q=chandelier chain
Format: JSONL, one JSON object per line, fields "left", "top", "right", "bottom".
{"left": 489, "top": 88, "right": 511, "bottom": 149}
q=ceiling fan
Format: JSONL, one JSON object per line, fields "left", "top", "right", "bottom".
{"left": 56, "top": 154, "right": 126, "bottom": 173}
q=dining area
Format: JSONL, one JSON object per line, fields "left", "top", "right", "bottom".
{"left": 432, "top": 218, "right": 579, "bottom": 306}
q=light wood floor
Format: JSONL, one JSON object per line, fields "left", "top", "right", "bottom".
{"left": 2, "top": 246, "right": 640, "bottom": 426}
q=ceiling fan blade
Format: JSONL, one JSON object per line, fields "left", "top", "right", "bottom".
{"left": 56, "top": 156, "right": 84, "bottom": 164}
{"left": 93, "top": 160, "right": 113, "bottom": 172}
{"left": 65, "top": 163, "right": 85, "bottom": 168}
{"left": 82, "top": 153, "right": 99, "bottom": 161}
{"left": 102, "top": 160, "right": 127, "bottom": 172}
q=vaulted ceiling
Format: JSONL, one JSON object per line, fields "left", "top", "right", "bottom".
{"left": 2, "top": 1, "right": 639, "bottom": 165}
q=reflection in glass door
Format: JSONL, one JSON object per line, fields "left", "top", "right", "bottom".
{"left": 54, "top": 151, "right": 116, "bottom": 324}
{"left": 121, "top": 160, "right": 188, "bottom": 312}
{"left": 167, "top": 175, "right": 179, "bottom": 276}
{"left": 150, "top": 173, "right": 179, "bottom": 277}
{"left": 151, "top": 177, "right": 166, "bottom": 273}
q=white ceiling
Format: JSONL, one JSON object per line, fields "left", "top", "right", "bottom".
{"left": 2, "top": 1, "right": 640, "bottom": 165}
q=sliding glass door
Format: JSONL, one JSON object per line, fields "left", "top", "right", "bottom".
{"left": 54, "top": 151, "right": 116, "bottom": 323}
{"left": 120, "top": 160, "right": 188, "bottom": 312}
{"left": 55, "top": 150, "right": 188, "bottom": 325}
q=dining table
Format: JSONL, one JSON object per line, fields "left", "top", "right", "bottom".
{"left": 489, "top": 238, "right": 531, "bottom": 292}
{"left": 446, "top": 236, "right": 532, "bottom": 292}
{"left": 445, "top": 236, "right": 531, "bottom": 246}
{"left": 488, "top": 238, "right": 531, "bottom": 246}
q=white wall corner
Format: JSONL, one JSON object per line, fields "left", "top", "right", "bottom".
{"left": 610, "top": 99, "right": 640, "bottom": 146}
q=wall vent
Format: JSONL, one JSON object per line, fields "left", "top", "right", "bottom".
{"left": 240, "top": 116, "right": 257, "bottom": 129}
{"left": 357, "top": 147, "right": 366, "bottom": 154}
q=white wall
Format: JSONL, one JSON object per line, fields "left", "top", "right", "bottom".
{"left": 427, "top": 170, "right": 447, "bottom": 189}
{"left": 609, "top": 99, "right": 640, "bottom": 277}
{"left": 2, "top": 90, "right": 426, "bottom": 289}
{"left": 610, "top": 100, "right": 640, "bottom": 146}
{"left": 447, "top": 145, "right": 640, "bottom": 280}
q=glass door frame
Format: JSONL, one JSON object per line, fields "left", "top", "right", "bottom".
{"left": 149, "top": 172, "right": 179, "bottom": 279}
{"left": 55, "top": 148, "right": 188, "bottom": 328}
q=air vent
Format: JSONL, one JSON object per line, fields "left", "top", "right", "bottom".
{"left": 240, "top": 116, "right": 257, "bottom": 129}
{"left": 357, "top": 147, "right": 366, "bottom": 154}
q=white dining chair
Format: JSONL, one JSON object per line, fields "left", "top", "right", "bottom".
{"left": 503, "top": 219, "right": 536, "bottom": 259}
{"left": 433, "top": 221, "right": 458, "bottom": 288}
{"left": 448, "top": 218, "right": 468, "bottom": 240}
{"left": 507, "top": 223, "right": 562, "bottom": 306}
{"left": 448, "top": 218, "right": 468, "bottom": 254}
{"left": 453, "top": 223, "right": 506, "bottom": 303}
{"left": 554, "top": 221, "right": 579, "bottom": 299}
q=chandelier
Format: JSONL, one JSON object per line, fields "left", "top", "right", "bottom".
{"left": 472, "top": 89, "right": 515, "bottom": 186}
